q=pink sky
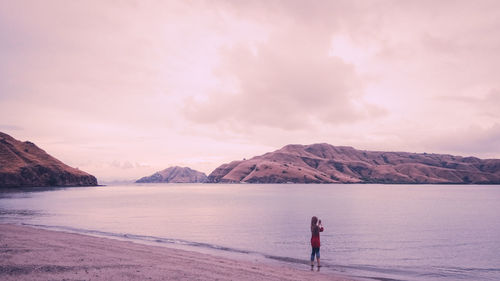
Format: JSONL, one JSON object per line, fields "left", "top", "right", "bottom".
{"left": 1, "top": 0, "right": 499, "bottom": 182}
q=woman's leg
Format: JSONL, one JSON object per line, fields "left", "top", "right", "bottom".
{"left": 316, "top": 248, "right": 321, "bottom": 267}
{"left": 310, "top": 248, "right": 315, "bottom": 266}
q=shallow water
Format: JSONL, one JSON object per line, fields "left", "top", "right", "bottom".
{"left": 1, "top": 184, "right": 499, "bottom": 281}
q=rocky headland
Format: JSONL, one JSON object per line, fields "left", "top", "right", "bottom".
{"left": 136, "top": 166, "right": 207, "bottom": 183}
{"left": 0, "top": 132, "right": 98, "bottom": 188}
{"left": 207, "top": 143, "right": 500, "bottom": 184}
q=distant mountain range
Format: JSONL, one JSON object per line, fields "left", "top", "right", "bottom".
{"left": 136, "top": 166, "right": 207, "bottom": 183}
{"left": 206, "top": 143, "right": 500, "bottom": 184}
{"left": 3, "top": 130, "right": 499, "bottom": 187}
{"left": 0, "top": 132, "right": 97, "bottom": 188}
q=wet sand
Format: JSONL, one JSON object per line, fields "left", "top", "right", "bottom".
{"left": 0, "top": 224, "right": 355, "bottom": 280}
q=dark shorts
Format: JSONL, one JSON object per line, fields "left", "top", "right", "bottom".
{"left": 310, "top": 247, "right": 320, "bottom": 261}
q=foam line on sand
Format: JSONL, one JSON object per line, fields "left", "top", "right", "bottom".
{"left": 0, "top": 224, "right": 355, "bottom": 280}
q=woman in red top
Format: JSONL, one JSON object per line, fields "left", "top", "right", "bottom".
{"left": 310, "top": 216, "right": 324, "bottom": 269}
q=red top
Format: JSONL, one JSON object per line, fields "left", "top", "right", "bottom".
{"left": 311, "top": 225, "right": 324, "bottom": 248}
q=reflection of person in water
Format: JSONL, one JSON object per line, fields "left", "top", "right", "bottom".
{"left": 310, "top": 216, "right": 324, "bottom": 270}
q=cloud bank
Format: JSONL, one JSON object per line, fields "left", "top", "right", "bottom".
{"left": 1, "top": 0, "right": 500, "bottom": 180}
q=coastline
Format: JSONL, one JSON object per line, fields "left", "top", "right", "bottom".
{"left": 0, "top": 224, "right": 355, "bottom": 281}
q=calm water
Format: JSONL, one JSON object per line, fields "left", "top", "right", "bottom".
{"left": 1, "top": 184, "right": 499, "bottom": 281}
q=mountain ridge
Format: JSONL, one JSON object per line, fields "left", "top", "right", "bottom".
{"left": 207, "top": 143, "right": 500, "bottom": 184}
{"left": 136, "top": 166, "right": 207, "bottom": 183}
{"left": 0, "top": 132, "right": 98, "bottom": 188}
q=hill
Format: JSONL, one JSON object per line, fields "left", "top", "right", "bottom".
{"left": 0, "top": 132, "right": 98, "bottom": 188}
{"left": 207, "top": 143, "right": 500, "bottom": 184}
{"left": 136, "top": 166, "right": 207, "bottom": 183}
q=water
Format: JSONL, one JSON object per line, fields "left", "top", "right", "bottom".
{"left": 1, "top": 184, "right": 499, "bottom": 281}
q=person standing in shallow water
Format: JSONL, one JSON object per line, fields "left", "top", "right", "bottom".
{"left": 310, "top": 216, "right": 324, "bottom": 270}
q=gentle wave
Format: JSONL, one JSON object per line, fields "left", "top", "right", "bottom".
{"left": 0, "top": 209, "right": 39, "bottom": 216}
{"left": 21, "top": 223, "right": 251, "bottom": 254}
{"left": 20, "top": 223, "right": 344, "bottom": 270}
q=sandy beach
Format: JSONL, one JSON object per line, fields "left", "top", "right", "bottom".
{"left": 0, "top": 224, "right": 354, "bottom": 281}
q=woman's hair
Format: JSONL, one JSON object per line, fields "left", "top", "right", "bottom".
{"left": 311, "top": 216, "right": 319, "bottom": 234}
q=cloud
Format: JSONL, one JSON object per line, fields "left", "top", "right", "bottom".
{"left": 436, "top": 88, "right": 500, "bottom": 119}
{"left": 183, "top": 22, "right": 386, "bottom": 131}
{"left": 110, "top": 160, "right": 135, "bottom": 170}
{"left": 0, "top": 125, "right": 23, "bottom": 131}
{"left": 481, "top": 90, "right": 500, "bottom": 117}
{"left": 429, "top": 123, "right": 500, "bottom": 158}
{"left": 2, "top": 0, "right": 500, "bottom": 181}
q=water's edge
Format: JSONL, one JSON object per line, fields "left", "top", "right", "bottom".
{"left": 9, "top": 222, "right": 372, "bottom": 280}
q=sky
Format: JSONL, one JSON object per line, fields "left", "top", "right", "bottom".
{"left": 1, "top": 0, "right": 500, "bottom": 182}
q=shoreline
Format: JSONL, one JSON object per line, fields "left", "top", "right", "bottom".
{"left": 0, "top": 223, "right": 356, "bottom": 281}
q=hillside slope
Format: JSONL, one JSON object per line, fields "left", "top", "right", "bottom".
{"left": 207, "top": 143, "right": 500, "bottom": 184}
{"left": 136, "top": 166, "right": 207, "bottom": 183}
{"left": 0, "top": 132, "right": 98, "bottom": 188}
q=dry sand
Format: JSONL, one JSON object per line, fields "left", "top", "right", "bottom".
{"left": 0, "top": 224, "right": 355, "bottom": 281}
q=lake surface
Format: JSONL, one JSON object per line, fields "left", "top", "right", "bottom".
{"left": 1, "top": 184, "right": 499, "bottom": 281}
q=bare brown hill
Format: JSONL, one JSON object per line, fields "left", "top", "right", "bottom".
{"left": 0, "top": 132, "right": 98, "bottom": 188}
{"left": 207, "top": 143, "right": 500, "bottom": 184}
{"left": 136, "top": 166, "right": 207, "bottom": 183}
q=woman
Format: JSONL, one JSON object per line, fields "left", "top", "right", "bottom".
{"left": 310, "top": 216, "right": 324, "bottom": 270}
